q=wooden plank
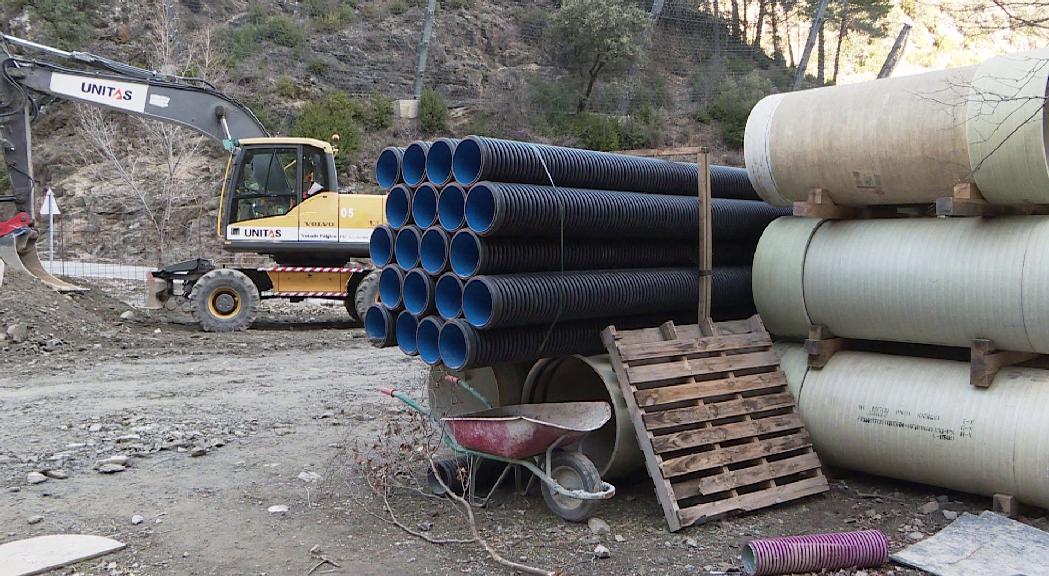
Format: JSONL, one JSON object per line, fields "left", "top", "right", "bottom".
{"left": 673, "top": 452, "right": 823, "bottom": 498}
{"left": 651, "top": 413, "right": 803, "bottom": 453}
{"left": 610, "top": 319, "right": 756, "bottom": 345}
{"left": 627, "top": 350, "right": 781, "bottom": 385}
{"left": 660, "top": 431, "right": 812, "bottom": 477}
{"left": 644, "top": 392, "right": 796, "bottom": 430}
{"left": 676, "top": 475, "right": 830, "bottom": 527}
{"left": 619, "top": 145, "right": 705, "bottom": 157}
{"left": 697, "top": 148, "right": 712, "bottom": 331}
{"left": 636, "top": 371, "right": 787, "bottom": 408}
{"left": 970, "top": 339, "right": 1038, "bottom": 388}
{"left": 618, "top": 332, "right": 772, "bottom": 362}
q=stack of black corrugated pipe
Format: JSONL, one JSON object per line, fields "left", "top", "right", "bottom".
{"left": 366, "top": 136, "right": 788, "bottom": 369}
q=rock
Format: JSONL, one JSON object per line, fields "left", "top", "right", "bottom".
{"left": 88, "top": 423, "right": 103, "bottom": 432}
{"left": 936, "top": 495, "right": 950, "bottom": 503}
{"left": 587, "top": 517, "right": 611, "bottom": 535}
{"left": 131, "top": 515, "right": 144, "bottom": 525}
{"left": 417, "top": 521, "right": 433, "bottom": 532}
{"left": 119, "top": 311, "right": 135, "bottom": 321}
{"left": 298, "top": 471, "right": 321, "bottom": 483}
{"left": 97, "top": 464, "right": 126, "bottom": 474}
{"left": 908, "top": 532, "right": 925, "bottom": 541}
{"left": 190, "top": 447, "right": 207, "bottom": 457}
{"left": 855, "top": 571, "right": 869, "bottom": 576}
{"left": 919, "top": 501, "right": 940, "bottom": 514}
{"left": 614, "top": 534, "right": 625, "bottom": 543}
{"left": 94, "top": 455, "right": 129, "bottom": 468}
{"left": 43, "top": 469, "right": 68, "bottom": 479}
{"left": 6, "top": 324, "right": 28, "bottom": 343}
{"left": 593, "top": 545, "right": 611, "bottom": 559}
{"left": 943, "top": 510, "right": 959, "bottom": 521}
{"left": 267, "top": 505, "right": 289, "bottom": 515}
{"left": 686, "top": 537, "right": 699, "bottom": 548}
{"left": 26, "top": 472, "right": 48, "bottom": 485}
{"left": 27, "top": 515, "right": 43, "bottom": 525}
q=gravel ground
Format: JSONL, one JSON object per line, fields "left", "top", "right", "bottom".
{"left": 2, "top": 275, "right": 1047, "bottom": 575}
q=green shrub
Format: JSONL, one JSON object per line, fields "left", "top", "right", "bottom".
{"left": 620, "top": 104, "right": 665, "bottom": 150}
{"left": 304, "top": 0, "right": 355, "bottom": 31}
{"left": 27, "top": 0, "right": 96, "bottom": 49}
{"left": 276, "top": 76, "right": 299, "bottom": 99}
{"left": 259, "top": 14, "right": 306, "bottom": 48}
{"left": 701, "top": 70, "right": 777, "bottom": 147}
{"left": 570, "top": 113, "right": 621, "bottom": 151}
{"left": 389, "top": 0, "right": 408, "bottom": 15}
{"left": 225, "top": 9, "right": 305, "bottom": 63}
{"left": 365, "top": 94, "right": 395, "bottom": 132}
{"left": 292, "top": 92, "right": 364, "bottom": 176}
{"left": 419, "top": 89, "right": 449, "bottom": 134}
{"left": 307, "top": 58, "right": 328, "bottom": 76}
{"left": 442, "top": 0, "right": 473, "bottom": 9}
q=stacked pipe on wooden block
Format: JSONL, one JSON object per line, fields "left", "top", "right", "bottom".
{"left": 368, "top": 135, "right": 789, "bottom": 368}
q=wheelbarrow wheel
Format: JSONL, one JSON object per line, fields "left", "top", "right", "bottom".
{"left": 541, "top": 451, "right": 602, "bottom": 523}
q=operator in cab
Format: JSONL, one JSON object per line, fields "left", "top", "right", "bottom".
{"left": 302, "top": 159, "right": 324, "bottom": 200}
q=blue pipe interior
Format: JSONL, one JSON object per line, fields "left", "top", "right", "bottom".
{"left": 439, "top": 321, "right": 470, "bottom": 370}
{"left": 438, "top": 185, "right": 467, "bottom": 231}
{"left": 420, "top": 229, "right": 448, "bottom": 274}
{"left": 364, "top": 306, "right": 390, "bottom": 341}
{"left": 426, "top": 140, "right": 455, "bottom": 185}
{"left": 402, "top": 270, "right": 431, "bottom": 315}
{"left": 378, "top": 267, "right": 403, "bottom": 309}
{"left": 369, "top": 227, "right": 394, "bottom": 266}
{"left": 412, "top": 184, "right": 439, "bottom": 228}
{"left": 403, "top": 143, "right": 428, "bottom": 186}
{"left": 452, "top": 138, "right": 482, "bottom": 185}
{"left": 461, "top": 280, "right": 494, "bottom": 328}
{"left": 435, "top": 274, "right": 463, "bottom": 319}
{"left": 396, "top": 311, "right": 419, "bottom": 354}
{"left": 417, "top": 318, "right": 443, "bottom": 365}
{"left": 464, "top": 183, "right": 496, "bottom": 234}
{"left": 375, "top": 149, "right": 401, "bottom": 189}
{"left": 449, "top": 231, "right": 481, "bottom": 277}
{"left": 394, "top": 228, "right": 421, "bottom": 268}
{"left": 385, "top": 185, "right": 412, "bottom": 228}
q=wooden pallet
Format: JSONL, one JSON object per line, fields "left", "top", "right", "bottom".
{"left": 602, "top": 316, "right": 829, "bottom": 532}
{"left": 936, "top": 182, "right": 1049, "bottom": 217}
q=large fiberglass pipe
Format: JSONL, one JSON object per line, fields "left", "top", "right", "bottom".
{"left": 402, "top": 268, "right": 436, "bottom": 317}
{"left": 402, "top": 141, "right": 431, "bottom": 187}
{"left": 369, "top": 225, "right": 396, "bottom": 267}
{"left": 437, "top": 183, "right": 468, "bottom": 232}
{"left": 412, "top": 183, "right": 440, "bottom": 229}
{"left": 396, "top": 310, "right": 419, "bottom": 356}
{"left": 378, "top": 266, "right": 406, "bottom": 310}
{"left": 419, "top": 227, "right": 451, "bottom": 275}
{"left": 417, "top": 316, "right": 445, "bottom": 366}
{"left": 425, "top": 138, "right": 461, "bottom": 187}
{"left": 435, "top": 273, "right": 464, "bottom": 320}
{"left": 394, "top": 225, "right": 423, "bottom": 269}
{"left": 365, "top": 305, "right": 396, "bottom": 347}
{"left": 375, "top": 146, "right": 405, "bottom": 190}
{"left": 385, "top": 184, "right": 413, "bottom": 229}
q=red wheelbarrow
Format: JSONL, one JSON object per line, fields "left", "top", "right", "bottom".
{"left": 381, "top": 388, "right": 616, "bottom": 522}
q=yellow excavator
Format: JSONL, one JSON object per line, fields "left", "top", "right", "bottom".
{"left": 0, "top": 34, "right": 385, "bottom": 331}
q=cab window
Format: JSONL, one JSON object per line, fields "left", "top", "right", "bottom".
{"left": 231, "top": 147, "right": 299, "bottom": 223}
{"left": 302, "top": 147, "right": 330, "bottom": 199}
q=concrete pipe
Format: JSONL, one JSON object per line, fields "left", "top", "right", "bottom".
{"left": 522, "top": 355, "right": 642, "bottom": 480}
{"left": 776, "top": 343, "right": 1049, "bottom": 509}
{"left": 754, "top": 215, "right": 1049, "bottom": 352}
{"left": 426, "top": 362, "right": 530, "bottom": 419}
{"left": 745, "top": 50, "right": 1049, "bottom": 206}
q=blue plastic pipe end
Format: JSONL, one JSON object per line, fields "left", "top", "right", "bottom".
{"left": 435, "top": 273, "right": 464, "bottom": 320}
{"left": 420, "top": 228, "right": 450, "bottom": 275}
{"left": 461, "top": 278, "right": 495, "bottom": 328}
{"left": 438, "top": 184, "right": 467, "bottom": 232}
{"left": 426, "top": 139, "right": 456, "bottom": 186}
{"left": 439, "top": 319, "right": 473, "bottom": 370}
{"left": 385, "top": 185, "right": 412, "bottom": 229}
{"left": 365, "top": 305, "right": 395, "bottom": 346}
{"left": 394, "top": 226, "right": 422, "bottom": 269}
{"left": 464, "top": 182, "right": 497, "bottom": 235}
{"left": 412, "top": 184, "right": 439, "bottom": 229}
{"left": 375, "top": 147, "right": 403, "bottom": 190}
{"left": 378, "top": 266, "right": 405, "bottom": 310}
{"left": 417, "top": 316, "right": 445, "bottom": 366}
{"left": 403, "top": 141, "right": 429, "bottom": 187}
{"left": 452, "top": 137, "right": 482, "bottom": 186}
{"left": 396, "top": 311, "right": 419, "bottom": 355}
{"left": 402, "top": 268, "right": 434, "bottom": 316}
{"left": 369, "top": 226, "right": 395, "bottom": 267}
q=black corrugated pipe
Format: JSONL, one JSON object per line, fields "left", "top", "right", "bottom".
{"left": 412, "top": 183, "right": 440, "bottom": 229}
{"left": 438, "top": 183, "right": 468, "bottom": 231}
{"left": 417, "top": 316, "right": 445, "bottom": 366}
{"left": 420, "top": 227, "right": 451, "bottom": 275}
{"left": 435, "top": 273, "right": 464, "bottom": 320}
{"left": 365, "top": 305, "right": 397, "bottom": 347}
{"left": 464, "top": 182, "right": 789, "bottom": 242}
{"left": 402, "top": 141, "right": 432, "bottom": 187}
{"left": 394, "top": 226, "right": 423, "bottom": 269}
{"left": 369, "top": 225, "right": 396, "bottom": 267}
{"left": 403, "top": 268, "right": 437, "bottom": 317}
{"left": 451, "top": 136, "right": 758, "bottom": 199}
{"left": 460, "top": 267, "right": 752, "bottom": 330}
{"left": 385, "top": 184, "right": 413, "bottom": 229}
{"left": 375, "top": 146, "right": 405, "bottom": 190}
{"left": 378, "top": 266, "right": 406, "bottom": 310}
{"left": 425, "top": 138, "right": 462, "bottom": 187}
{"left": 448, "top": 229, "right": 695, "bottom": 278}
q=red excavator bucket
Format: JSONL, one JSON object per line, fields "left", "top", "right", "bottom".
{"left": 0, "top": 213, "right": 86, "bottom": 293}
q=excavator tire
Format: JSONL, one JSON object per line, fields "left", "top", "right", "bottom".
{"left": 347, "top": 270, "right": 381, "bottom": 323}
{"left": 191, "top": 269, "right": 260, "bottom": 332}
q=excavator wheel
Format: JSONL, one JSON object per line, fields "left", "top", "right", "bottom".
{"left": 191, "top": 269, "right": 260, "bottom": 332}
{"left": 346, "top": 270, "right": 381, "bottom": 323}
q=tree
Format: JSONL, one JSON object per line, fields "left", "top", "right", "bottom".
{"left": 545, "top": 0, "right": 649, "bottom": 113}
{"left": 292, "top": 91, "right": 364, "bottom": 175}
{"left": 418, "top": 89, "right": 449, "bottom": 134}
